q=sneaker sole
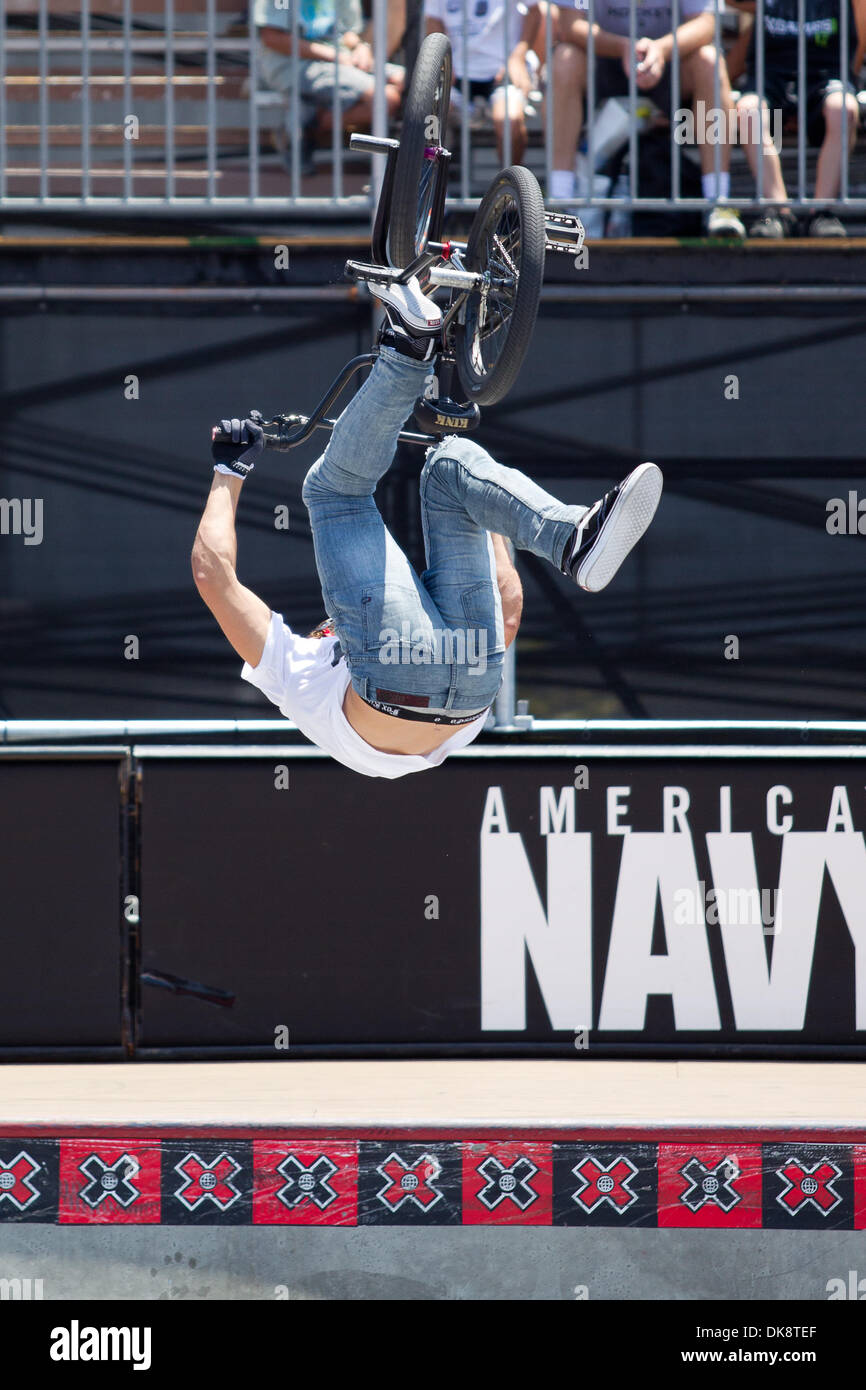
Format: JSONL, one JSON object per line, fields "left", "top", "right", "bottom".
{"left": 576, "top": 462, "right": 663, "bottom": 593}
{"left": 370, "top": 285, "right": 442, "bottom": 334}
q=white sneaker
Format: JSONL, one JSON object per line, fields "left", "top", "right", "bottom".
{"left": 563, "top": 462, "right": 663, "bottom": 593}
{"left": 706, "top": 204, "right": 747, "bottom": 240}
{"left": 370, "top": 274, "right": 443, "bottom": 334}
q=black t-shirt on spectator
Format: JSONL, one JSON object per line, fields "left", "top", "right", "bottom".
{"left": 758, "top": 0, "right": 856, "bottom": 74}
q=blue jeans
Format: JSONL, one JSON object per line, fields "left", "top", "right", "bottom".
{"left": 301, "top": 346, "right": 587, "bottom": 715}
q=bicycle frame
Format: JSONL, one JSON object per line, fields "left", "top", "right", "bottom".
{"left": 257, "top": 351, "right": 440, "bottom": 452}
{"left": 224, "top": 135, "right": 586, "bottom": 454}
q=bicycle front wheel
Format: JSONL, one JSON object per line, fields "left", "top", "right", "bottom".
{"left": 455, "top": 165, "right": 546, "bottom": 407}
{"left": 388, "top": 32, "right": 452, "bottom": 269}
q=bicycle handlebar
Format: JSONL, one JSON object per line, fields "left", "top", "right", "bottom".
{"left": 212, "top": 349, "right": 440, "bottom": 453}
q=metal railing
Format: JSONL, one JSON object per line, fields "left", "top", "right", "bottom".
{"left": 0, "top": 0, "right": 864, "bottom": 219}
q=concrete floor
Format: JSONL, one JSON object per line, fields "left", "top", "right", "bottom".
{"left": 2, "top": 1226, "right": 865, "bottom": 1300}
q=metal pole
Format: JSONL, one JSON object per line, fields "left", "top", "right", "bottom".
{"left": 248, "top": 2, "right": 259, "bottom": 201}
{"left": 494, "top": 538, "right": 517, "bottom": 728}
{"left": 372, "top": 0, "right": 388, "bottom": 211}
{"left": 38, "top": 0, "right": 48, "bottom": 201}
{"left": 628, "top": 0, "right": 637, "bottom": 205}
{"left": 840, "top": 0, "right": 850, "bottom": 202}
{"left": 461, "top": 0, "right": 470, "bottom": 201}
{"left": 543, "top": 0, "right": 554, "bottom": 194}
{"left": 206, "top": 0, "right": 217, "bottom": 201}
{"left": 165, "top": 0, "right": 176, "bottom": 201}
{"left": 81, "top": 0, "right": 90, "bottom": 201}
{"left": 587, "top": 0, "right": 596, "bottom": 208}
{"left": 503, "top": 0, "right": 512, "bottom": 166}
{"left": 291, "top": 0, "right": 300, "bottom": 199}
{"left": 797, "top": 0, "right": 805, "bottom": 202}
{"left": 123, "top": 0, "right": 133, "bottom": 201}
{"left": 332, "top": 3, "right": 343, "bottom": 200}
{"left": 713, "top": 0, "right": 721, "bottom": 194}
{"left": 756, "top": 0, "right": 764, "bottom": 202}
{"left": 0, "top": 0, "right": 5, "bottom": 203}
{"left": 671, "top": 0, "right": 680, "bottom": 202}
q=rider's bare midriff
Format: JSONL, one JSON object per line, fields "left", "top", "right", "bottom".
{"left": 343, "top": 684, "right": 474, "bottom": 757}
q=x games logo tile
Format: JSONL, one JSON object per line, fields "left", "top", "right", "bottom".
{"left": 553, "top": 1144, "right": 658, "bottom": 1226}
{"left": 0, "top": 1152, "right": 42, "bottom": 1211}
{"left": 476, "top": 1155, "right": 539, "bottom": 1211}
{"left": 276, "top": 1154, "right": 339, "bottom": 1210}
{"left": 572, "top": 1155, "right": 640, "bottom": 1214}
{"left": 252, "top": 1142, "right": 358, "bottom": 1225}
{"left": 762, "top": 1144, "right": 854, "bottom": 1229}
{"left": 357, "top": 1142, "right": 461, "bottom": 1225}
{"left": 776, "top": 1158, "right": 842, "bottom": 1216}
{"left": 658, "top": 1145, "right": 763, "bottom": 1228}
{"left": 376, "top": 1152, "right": 442, "bottom": 1211}
{"left": 59, "top": 1142, "right": 161, "bottom": 1224}
{"left": 679, "top": 1156, "right": 741, "bottom": 1213}
{"left": 174, "top": 1152, "right": 242, "bottom": 1211}
{"left": 463, "top": 1144, "right": 553, "bottom": 1226}
{"left": 79, "top": 1154, "right": 140, "bottom": 1209}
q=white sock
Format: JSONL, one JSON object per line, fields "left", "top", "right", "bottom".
{"left": 702, "top": 171, "right": 731, "bottom": 201}
{"left": 550, "top": 168, "right": 576, "bottom": 200}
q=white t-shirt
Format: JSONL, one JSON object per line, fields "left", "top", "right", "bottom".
{"left": 557, "top": 0, "right": 714, "bottom": 40}
{"left": 426, "top": 0, "right": 527, "bottom": 81}
{"left": 241, "top": 611, "right": 489, "bottom": 779}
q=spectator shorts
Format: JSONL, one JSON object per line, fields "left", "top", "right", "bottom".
{"left": 594, "top": 54, "right": 675, "bottom": 113}
{"left": 259, "top": 48, "right": 375, "bottom": 116}
{"left": 738, "top": 70, "right": 857, "bottom": 146}
{"left": 449, "top": 75, "right": 528, "bottom": 116}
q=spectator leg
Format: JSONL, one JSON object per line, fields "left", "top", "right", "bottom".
{"left": 316, "top": 82, "right": 401, "bottom": 136}
{"left": 735, "top": 94, "right": 789, "bottom": 204}
{"left": 681, "top": 44, "right": 735, "bottom": 195}
{"left": 549, "top": 42, "right": 586, "bottom": 198}
{"left": 814, "top": 89, "right": 859, "bottom": 199}
{"left": 491, "top": 87, "right": 528, "bottom": 165}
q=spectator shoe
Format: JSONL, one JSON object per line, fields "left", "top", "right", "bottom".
{"left": 706, "top": 205, "right": 747, "bottom": 239}
{"left": 807, "top": 214, "right": 847, "bottom": 237}
{"left": 749, "top": 208, "right": 798, "bottom": 239}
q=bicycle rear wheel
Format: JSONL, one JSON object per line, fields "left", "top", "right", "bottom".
{"left": 454, "top": 165, "right": 546, "bottom": 407}
{"left": 388, "top": 32, "right": 452, "bottom": 269}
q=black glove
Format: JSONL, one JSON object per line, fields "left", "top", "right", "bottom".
{"left": 211, "top": 413, "right": 265, "bottom": 478}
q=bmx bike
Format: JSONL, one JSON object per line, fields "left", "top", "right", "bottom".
{"left": 214, "top": 32, "right": 584, "bottom": 453}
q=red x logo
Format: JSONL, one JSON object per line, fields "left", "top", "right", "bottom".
{"left": 777, "top": 1159, "right": 842, "bottom": 1215}
{"left": 0, "top": 1152, "right": 41, "bottom": 1210}
{"left": 174, "top": 1153, "right": 241, "bottom": 1210}
{"left": 376, "top": 1153, "right": 441, "bottom": 1210}
{"left": 573, "top": 1156, "right": 639, "bottom": 1213}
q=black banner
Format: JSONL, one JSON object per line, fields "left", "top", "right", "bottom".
{"left": 137, "top": 751, "right": 866, "bottom": 1056}
{"left": 0, "top": 754, "right": 126, "bottom": 1051}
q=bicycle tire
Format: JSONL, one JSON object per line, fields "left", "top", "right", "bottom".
{"left": 388, "top": 32, "right": 452, "bottom": 269}
{"left": 454, "top": 164, "right": 546, "bottom": 407}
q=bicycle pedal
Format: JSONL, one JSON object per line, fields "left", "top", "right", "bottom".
{"left": 546, "top": 238, "right": 585, "bottom": 255}
{"left": 545, "top": 210, "right": 584, "bottom": 230}
{"left": 345, "top": 259, "right": 399, "bottom": 286}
